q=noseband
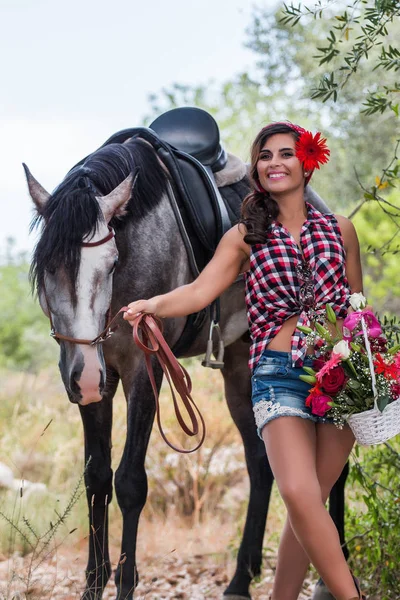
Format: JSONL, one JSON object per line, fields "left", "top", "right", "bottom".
{"left": 45, "top": 226, "right": 121, "bottom": 346}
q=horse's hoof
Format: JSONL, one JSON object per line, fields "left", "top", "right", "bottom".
{"left": 223, "top": 595, "right": 251, "bottom": 600}
{"left": 311, "top": 579, "right": 335, "bottom": 600}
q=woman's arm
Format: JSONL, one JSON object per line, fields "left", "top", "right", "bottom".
{"left": 335, "top": 214, "right": 363, "bottom": 294}
{"left": 123, "top": 224, "right": 250, "bottom": 322}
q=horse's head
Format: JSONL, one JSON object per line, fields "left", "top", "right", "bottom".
{"left": 25, "top": 162, "right": 134, "bottom": 405}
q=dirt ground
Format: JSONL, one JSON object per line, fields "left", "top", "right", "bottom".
{"left": 0, "top": 547, "right": 317, "bottom": 600}
{"left": 0, "top": 515, "right": 318, "bottom": 599}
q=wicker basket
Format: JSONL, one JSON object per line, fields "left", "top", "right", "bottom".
{"left": 347, "top": 316, "right": 400, "bottom": 445}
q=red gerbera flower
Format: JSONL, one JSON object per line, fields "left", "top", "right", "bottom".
{"left": 295, "top": 131, "right": 330, "bottom": 171}
{"left": 374, "top": 353, "right": 398, "bottom": 380}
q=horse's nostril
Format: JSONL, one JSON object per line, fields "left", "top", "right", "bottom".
{"left": 70, "top": 371, "right": 81, "bottom": 394}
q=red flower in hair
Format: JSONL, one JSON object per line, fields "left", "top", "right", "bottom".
{"left": 295, "top": 131, "right": 330, "bottom": 171}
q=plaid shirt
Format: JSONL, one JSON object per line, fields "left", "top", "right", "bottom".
{"left": 244, "top": 203, "right": 351, "bottom": 370}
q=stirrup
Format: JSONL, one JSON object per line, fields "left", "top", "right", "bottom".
{"left": 201, "top": 320, "right": 224, "bottom": 369}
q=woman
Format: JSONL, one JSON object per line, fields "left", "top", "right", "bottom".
{"left": 124, "top": 122, "right": 365, "bottom": 600}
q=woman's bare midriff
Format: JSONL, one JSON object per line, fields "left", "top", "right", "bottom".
{"left": 266, "top": 315, "right": 345, "bottom": 355}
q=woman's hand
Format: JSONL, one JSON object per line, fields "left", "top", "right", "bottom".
{"left": 123, "top": 225, "right": 249, "bottom": 325}
{"left": 123, "top": 298, "right": 159, "bottom": 325}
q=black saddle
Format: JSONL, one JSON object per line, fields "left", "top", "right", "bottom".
{"left": 99, "top": 107, "right": 247, "bottom": 272}
{"left": 73, "top": 108, "right": 250, "bottom": 359}
{"left": 150, "top": 106, "right": 227, "bottom": 172}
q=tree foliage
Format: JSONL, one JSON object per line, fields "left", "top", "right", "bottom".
{"left": 281, "top": 0, "right": 400, "bottom": 234}
{"left": 0, "top": 239, "right": 52, "bottom": 372}
{"left": 281, "top": 0, "right": 400, "bottom": 112}
{"left": 346, "top": 441, "right": 400, "bottom": 599}
{"left": 147, "top": 4, "right": 399, "bottom": 212}
{"left": 353, "top": 190, "right": 400, "bottom": 312}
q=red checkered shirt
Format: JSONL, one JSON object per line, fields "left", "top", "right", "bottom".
{"left": 244, "top": 203, "right": 351, "bottom": 370}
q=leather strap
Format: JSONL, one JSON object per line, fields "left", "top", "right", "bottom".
{"left": 46, "top": 294, "right": 206, "bottom": 452}
{"left": 130, "top": 311, "right": 206, "bottom": 453}
{"left": 82, "top": 226, "right": 115, "bottom": 247}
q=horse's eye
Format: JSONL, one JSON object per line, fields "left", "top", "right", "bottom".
{"left": 110, "top": 257, "right": 119, "bottom": 274}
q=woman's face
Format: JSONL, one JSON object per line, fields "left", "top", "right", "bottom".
{"left": 256, "top": 133, "right": 306, "bottom": 196}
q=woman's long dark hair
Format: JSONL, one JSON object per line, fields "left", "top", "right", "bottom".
{"left": 240, "top": 123, "right": 301, "bottom": 244}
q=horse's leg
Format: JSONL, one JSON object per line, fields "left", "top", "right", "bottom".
{"left": 113, "top": 362, "right": 161, "bottom": 600}
{"left": 80, "top": 369, "right": 118, "bottom": 600}
{"left": 329, "top": 461, "right": 350, "bottom": 560}
{"left": 312, "top": 461, "right": 350, "bottom": 600}
{"left": 221, "top": 338, "right": 275, "bottom": 600}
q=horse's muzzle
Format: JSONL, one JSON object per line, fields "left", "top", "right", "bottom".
{"left": 79, "top": 392, "right": 103, "bottom": 406}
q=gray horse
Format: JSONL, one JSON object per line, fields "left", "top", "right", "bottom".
{"left": 25, "top": 123, "right": 341, "bottom": 599}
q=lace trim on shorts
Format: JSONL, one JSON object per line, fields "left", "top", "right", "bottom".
{"left": 253, "top": 399, "right": 309, "bottom": 429}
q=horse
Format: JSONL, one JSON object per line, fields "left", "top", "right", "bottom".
{"left": 25, "top": 114, "right": 347, "bottom": 600}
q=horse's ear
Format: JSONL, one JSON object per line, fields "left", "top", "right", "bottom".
{"left": 23, "top": 163, "right": 51, "bottom": 213}
{"left": 98, "top": 171, "right": 137, "bottom": 223}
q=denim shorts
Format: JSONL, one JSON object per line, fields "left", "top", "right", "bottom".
{"left": 251, "top": 349, "right": 334, "bottom": 439}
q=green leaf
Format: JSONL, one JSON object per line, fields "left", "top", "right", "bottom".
{"left": 326, "top": 303, "right": 337, "bottom": 324}
{"left": 348, "top": 379, "right": 361, "bottom": 389}
{"left": 350, "top": 342, "right": 362, "bottom": 353}
{"left": 297, "top": 325, "right": 313, "bottom": 334}
{"left": 363, "top": 192, "right": 376, "bottom": 200}
{"left": 377, "top": 394, "right": 391, "bottom": 412}
{"left": 299, "top": 374, "right": 317, "bottom": 384}
{"left": 303, "top": 366, "right": 316, "bottom": 376}
{"left": 388, "top": 343, "right": 400, "bottom": 355}
{"left": 344, "top": 359, "right": 358, "bottom": 377}
{"left": 315, "top": 322, "right": 331, "bottom": 338}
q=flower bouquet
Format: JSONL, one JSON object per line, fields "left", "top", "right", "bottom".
{"left": 299, "top": 293, "right": 400, "bottom": 445}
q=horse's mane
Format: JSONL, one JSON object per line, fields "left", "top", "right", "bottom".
{"left": 30, "top": 138, "right": 168, "bottom": 298}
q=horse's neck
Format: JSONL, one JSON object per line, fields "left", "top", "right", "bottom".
{"left": 115, "top": 193, "right": 192, "bottom": 296}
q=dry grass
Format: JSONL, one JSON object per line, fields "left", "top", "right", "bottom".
{"left": 0, "top": 361, "right": 311, "bottom": 598}
{"left": 0, "top": 360, "right": 286, "bottom": 548}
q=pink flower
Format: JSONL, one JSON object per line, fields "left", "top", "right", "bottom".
{"left": 310, "top": 393, "right": 332, "bottom": 417}
{"left": 316, "top": 352, "right": 342, "bottom": 382}
{"left": 343, "top": 310, "right": 382, "bottom": 339}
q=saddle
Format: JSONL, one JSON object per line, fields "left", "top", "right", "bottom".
{"left": 100, "top": 107, "right": 248, "bottom": 274}
{"left": 70, "top": 108, "right": 249, "bottom": 366}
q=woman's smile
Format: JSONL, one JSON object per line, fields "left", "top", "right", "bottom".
{"left": 268, "top": 171, "right": 288, "bottom": 180}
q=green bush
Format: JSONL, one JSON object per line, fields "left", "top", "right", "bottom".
{"left": 0, "top": 244, "right": 52, "bottom": 372}
{"left": 346, "top": 441, "right": 400, "bottom": 599}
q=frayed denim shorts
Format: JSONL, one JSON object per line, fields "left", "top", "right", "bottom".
{"left": 251, "top": 349, "right": 333, "bottom": 439}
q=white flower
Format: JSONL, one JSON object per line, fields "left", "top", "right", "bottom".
{"left": 349, "top": 292, "right": 367, "bottom": 311}
{"left": 333, "top": 339, "right": 351, "bottom": 360}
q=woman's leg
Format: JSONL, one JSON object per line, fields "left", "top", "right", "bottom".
{"left": 271, "top": 421, "right": 356, "bottom": 598}
{"left": 263, "top": 417, "right": 358, "bottom": 600}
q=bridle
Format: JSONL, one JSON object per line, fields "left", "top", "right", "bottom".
{"left": 42, "top": 224, "right": 206, "bottom": 452}
{"left": 44, "top": 226, "right": 122, "bottom": 346}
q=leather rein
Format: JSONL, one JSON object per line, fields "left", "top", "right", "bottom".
{"left": 44, "top": 226, "right": 206, "bottom": 453}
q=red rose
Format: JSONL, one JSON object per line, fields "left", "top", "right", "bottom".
{"left": 310, "top": 393, "right": 332, "bottom": 417}
{"left": 370, "top": 336, "right": 388, "bottom": 353}
{"left": 320, "top": 365, "right": 347, "bottom": 395}
{"left": 392, "top": 382, "right": 400, "bottom": 398}
{"left": 313, "top": 358, "right": 325, "bottom": 371}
